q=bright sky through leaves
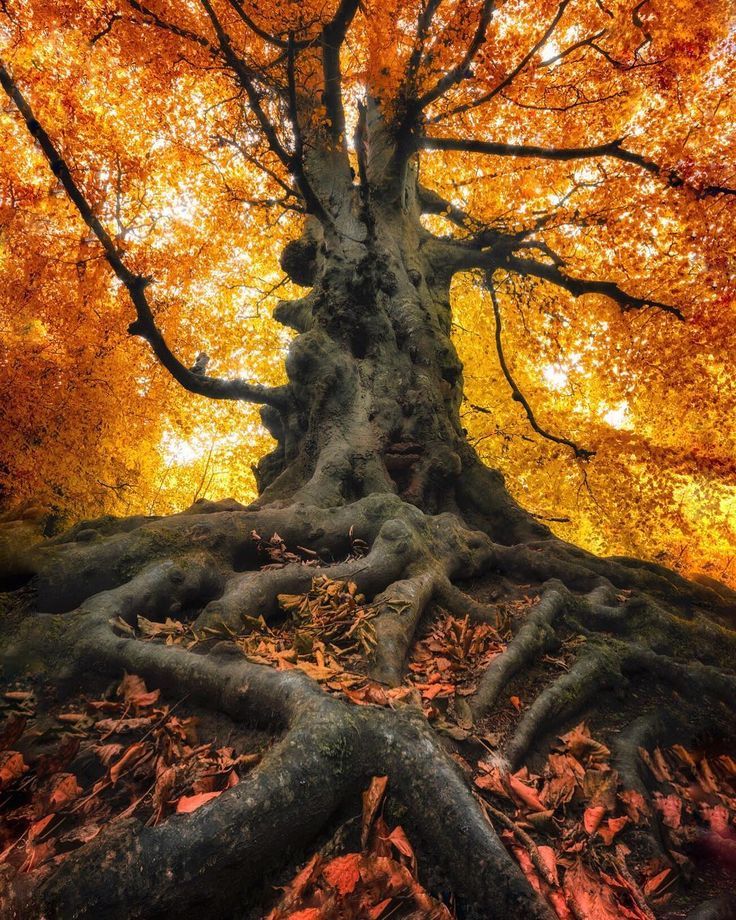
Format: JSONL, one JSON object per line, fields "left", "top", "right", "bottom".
{"left": 0, "top": 0, "right": 734, "bottom": 585}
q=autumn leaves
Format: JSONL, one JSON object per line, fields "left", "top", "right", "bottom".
{"left": 0, "top": 671, "right": 265, "bottom": 880}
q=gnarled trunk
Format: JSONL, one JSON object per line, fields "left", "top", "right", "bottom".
{"left": 254, "top": 121, "right": 546, "bottom": 546}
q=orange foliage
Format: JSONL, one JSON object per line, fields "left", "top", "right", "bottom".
{"left": 0, "top": 0, "right": 734, "bottom": 583}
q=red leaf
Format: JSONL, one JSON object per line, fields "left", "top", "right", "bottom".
{"left": 559, "top": 724, "right": 610, "bottom": 764}
{"left": 275, "top": 853, "right": 321, "bottom": 910}
{"left": 0, "top": 751, "right": 27, "bottom": 789}
{"left": 322, "top": 853, "right": 361, "bottom": 895}
{"left": 643, "top": 867, "right": 672, "bottom": 898}
{"left": 619, "top": 788, "right": 650, "bottom": 824}
{"left": 653, "top": 792, "right": 682, "bottom": 829}
{"left": 386, "top": 825, "right": 415, "bottom": 861}
{"left": 109, "top": 741, "right": 148, "bottom": 784}
{"left": 47, "top": 773, "right": 82, "bottom": 811}
{"left": 598, "top": 815, "right": 629, "bottom": 846}
{"left": 475, "top": 764, "right": 512, "bottom": 799}
{"left": 361, "top": 776, "right": 388, "bottom": 848}
{"left": 367, "top": 898, "right": 392, "bottom": 919}
{"left": 28, "top": 814, "right": 55, "bottom": 841}
{"left": 95, "top": 717, "right": 154, "bottom": 734}
{"left": 563, "top": 859, "right": 630, "bottom": 920}
{"left": 508, "top": 772, "right": 545, "bottom": 812}
{"left": 583, "top": 805, "right": 606, "bottom": 835}
{"left": 537, "top": 845, "right": 559, "bottom": 887}
{"left": 175, "top": 790, "right": 222, "bottom": 813}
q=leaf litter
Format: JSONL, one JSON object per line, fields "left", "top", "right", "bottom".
{"left": 0, "top": 672, "right": 265, "bottom": 885}
{"left": 6, "top": 532, "right": 735, "bottom": 917}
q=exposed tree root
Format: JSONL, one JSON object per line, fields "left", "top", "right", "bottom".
{"left": 1, "top": 491, "right": 735, "bottom": 918}
{"left": 471, "top": 584, "right": 567, "bottom": 719}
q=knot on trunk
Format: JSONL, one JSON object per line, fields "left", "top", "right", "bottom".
{"left": 280, "top": 238, "right": 318, "bottom": 287}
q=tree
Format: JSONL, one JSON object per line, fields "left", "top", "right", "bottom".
{"left": 0, "top": 1, "right": 735, "bottom": 917}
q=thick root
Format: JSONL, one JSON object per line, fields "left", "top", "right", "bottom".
{"left": 2, "top": 490, "right": 736, "bottom": 919}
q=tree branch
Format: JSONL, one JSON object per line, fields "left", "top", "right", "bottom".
{"left": 197, "top": 0, "right": 290, "bottom": 166}
{"left": 321, "top": 0, "right": 360, "bottom": 145}
{"left": 197, "top": 0, "right": 326, "bottom": 217}
{"left": 124, "top": 0, "right": 215, "bottom": 51}
{"left": 417, "top": 184, "right": 475, "bottom": 230}
{"left": 431, "top": 0, "right": 571, "bottom": 123}
{"left": 0, "top": 59, "right": 288, "bottom": 408}
{"left": 485, "top": 274, "right": 594, "bottom": 459}
{"left": 405, "top": 0, "right": 444, "bottom": 94}
{"left": 223, "top": 0, "right": 295, "bottom": 49}
{"left": 505, "top": 254, "right": 684, "bottom": 320}
{"left": 419, "top": 135, "right": 736, "bottom": 197}
{"left": 413, "top": 0, "right": 496, "bottom": 112}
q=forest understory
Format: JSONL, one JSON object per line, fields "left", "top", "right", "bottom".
{"left": 1, "top": 492, "right": 735, "bottom": 920}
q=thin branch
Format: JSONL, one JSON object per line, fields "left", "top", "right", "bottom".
{"left": 417, "top": 184, "right": 475, "bottom": 229}
{"left": 505, "top": 255, "right": 684, "bottom": 320}
{"left": 537, "top": 29, "right": 606, "bottom": 68}
{"left": 198, "top": 0, "right": 326, "bottom": 216}
{"left": 413, "top": 0, "right": 496, "bottom": 112}
{"left": 432, "top": 0, "right": 571, "bottom": 123}
{"left": 485, "top": 273, "right": 594, "bottom": 459}
{"left": 0, "top": 59, "right": 288, "bottom": 408}
{"left": 223, "top": 0, "right": 294, "bottom": 49}
{"left": 90, "top": 13, "right": 122, "bottom": 45}
{"left": 286, "top": 32, "right": 304, "bottom": 167}
{"left": 405, "top": 0, "right": 444, "bottom": 93}
{"left": 419, "top": 135, "right": 736, "bottom": 197}
{"left": 125, "top": 0, "right": 215, "bottom": 51}
{"left": 198, "top": 0, "right": 291, "bottom": 167}
{"left": 216, "top": 134, "right": 298, "bottom": 201}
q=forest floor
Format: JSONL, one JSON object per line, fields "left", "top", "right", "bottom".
{"left": 1, "top": 532, "right": 735, "bottom": 919}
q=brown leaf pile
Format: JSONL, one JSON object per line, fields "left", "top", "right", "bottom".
{"left": 0, "top": 675, "right": 261, "bottom": 881}
{"left": 267, "top": 776, "right": 453, "bottom": 920}
{"left": 472, "top": 721, "right": 736, "bottom": 919}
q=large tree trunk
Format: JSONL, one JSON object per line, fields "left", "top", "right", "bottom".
{"left": 252, "top": 119, "right": 546, "bottom": 545}
{"left": 1, "top": 108, "right": 736, "bottom": 920}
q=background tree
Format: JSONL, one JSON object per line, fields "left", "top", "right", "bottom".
{"left": 0, "top": 1, "right": 735, "bottom": 917}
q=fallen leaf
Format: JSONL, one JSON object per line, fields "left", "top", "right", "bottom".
{"left": 583, "top": 805, "right": 607, "bottom": 835}
{"left": 559, "top": 724, "right": 610, "bottom": 764}
{"left": 109, "top": 742, "right": 149, "bottom": 784}
{"left": 46, "top": 773, "right": 82, "bottom": 811}
{"left": 175, "top": 790, "right": 222, "bottom": 813}
{"left": 598, "top": 815, "right": 629, "bottom": 846}
{"left": 362, "top": 776, "right": 388, "bottom": 848}
{"left": 619, "top": 788, "right": 650, "bottom": 824}
{"left": 643, "top": 867, "right": 672, "bottom": 898}
{"left": 119, "top": 672, "right": 147, "bottom": 702}
{"left": 653, "top": 792, "right": 682, "bottom": 829}
{"left": 537, "top": 845, "right": 559, "bottom": 887}
{"left": 0, "top": 751, "right": 27, "bottom": 789}
{"left": 95, "top": 717, "right": 155, "bottom": 734}
{"left": 386, "top": 825, "right": 415, "bottom": 861}
{"left": 28, "top": 814, "right": 55, "bottom": 841}
{"left": 563, "top": 859, "right": 633, "bottom": 920}
{"left": 322, "top": 853, "right": 361, "bottom": 895}
{"left": 508, "top": 772, "right": 545, "bottom": 812}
